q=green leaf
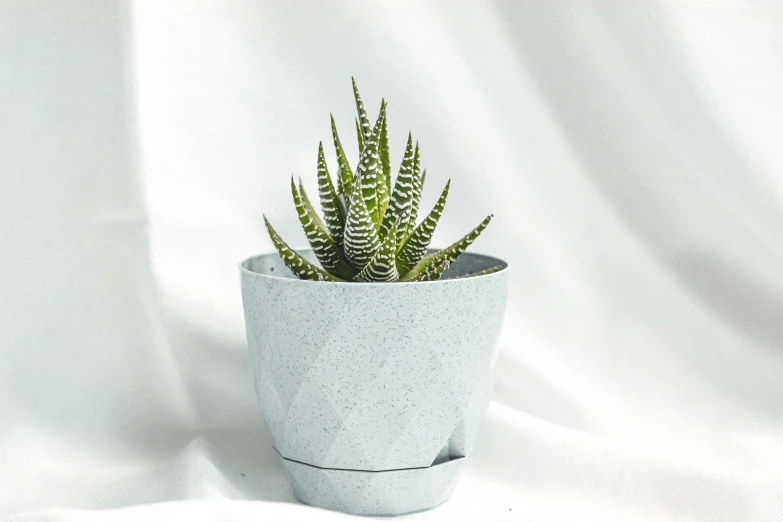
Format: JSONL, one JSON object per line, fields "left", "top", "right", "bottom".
{"left": 408, "top": 169, "right": 423, "bottom": 236}
{"left": 409, "top": 142, "right": 424, "bottom": 233}
{"left": 264, "top": 215, "right": 344, "bottom": 282}
{"left": 330, "top": 114, "right": 353, "bottom": 198}
{"left": 343, "top": 169, "right": 381, "bottom": 269}
{"left": 353, "top": 102, "right": 386, "bottom": 228}
{"left": 352, "top": 76, "right": 372, "bottom": 142}
{"left": 355, "top": 219, "right": 401, "bottom": 282}
{"left": 355, "top": 117, "right": 364, "bottom": 155}
{"left": 376, "top": 99, "right": 390, "bottom": 225}
{"left": 380, "top": 133, "right": 415, "bottom": 242}
{"left": 397, "top": 179, "right": 450, "bottom": 274}
{"left": 413, "top": 141, "right": 421, "bottom": 177}
{"left": 417, "top": 258, "right": 450, "bottom": 282}
{"left": 292, "top": 177, "right": 356, "bottom": 280}
{"left": 400, "top": 214, "right": 493, "bottom": 282}
{"left": 316, "top": 142, "right": 346, "bottom": 248}
{"left": 379, "top": 99, "right": 391, "bottom": 191}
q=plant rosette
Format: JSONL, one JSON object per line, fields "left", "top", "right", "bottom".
{"left": 239, "top": 80, "right": 508, "bottom": 516}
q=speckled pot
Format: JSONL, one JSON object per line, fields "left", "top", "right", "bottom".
{"left": 239, "top": 249, "right": 508, "bottom": 516}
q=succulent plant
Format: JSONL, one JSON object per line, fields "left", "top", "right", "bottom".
{"left": 264, "top": 78, "right": 496, "bottom": 282}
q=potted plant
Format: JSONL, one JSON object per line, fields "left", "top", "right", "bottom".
{"left": 239, "top": 79, "right": 508, "bottom": 516}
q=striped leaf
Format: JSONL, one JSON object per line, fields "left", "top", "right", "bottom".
{"left": 376, "top": 99, "right": 391, "bottom": 224}
{"left": 355, "top": 219, "right": 401, "bottom": 282}
{"left": 400, "top": 214, "right": 493, "bottom": 282}
{"left": 292, "top": 177, "right": 356, "bottom": 280}
{"left": 352, "top": 76, "right": 372, "bottom": 141}
{"left": 353, "top": 102, "right": 386, "bottom": 228}
{"left": 417, "top": 258, "right": 450, "bottom": 282}
{"left": 264, "top": 215, "right": 343, "bottom": 282}
{"left": 409, "top": 142, "right": 424, "bottom": 233}
{"left": 413, "top": 141, "right": 421, "bottom": 179}
{"left": 408, "top": 169, "right": 424, "bottom": 236}
{"left": 343, "top": 170, "right": 381, "bottom": 269}
{"left": 330, "top": 114, "right": 353, "bottom": 198}
{"left": 316, "top": 142, "right": 345, "bottom": 248}
{"left": 379, "top": 99, "right": 391, "bottom": 191}
{"left": 380, "top": 133, "right": 415, "bottom": 242}
{"left": 397, "top": 179, "right": 450, "bottom": 274}
{"left": 355, "top": 117, "right": 364, "bottom": 154}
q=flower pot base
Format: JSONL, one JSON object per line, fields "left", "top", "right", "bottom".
{"left": 278, "top": 452, "right": 466, "bottom": 517}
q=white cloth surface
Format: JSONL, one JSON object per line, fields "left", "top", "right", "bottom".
{"left": 2, "top": 1, "right": 783, "bottom": 520}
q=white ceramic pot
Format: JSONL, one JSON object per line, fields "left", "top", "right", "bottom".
{"left": 239, "top": 250, "right": 508, "bottom": 516}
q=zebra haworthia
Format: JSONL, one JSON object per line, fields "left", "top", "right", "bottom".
{"left": 355, "top": 219, "right": 401, "bottom": 282}
{"left": 409, "top": 143, "right": 425, "bottom": 233}
{"left": 378, "top": 98, "right": 391, "bottom": 204}
{"left": 265, "top": 78, "right": 499, "bottom": 282}
{"left": 343, "top": 170, "right": 381, "bottom": 269}
{"left": 291, "top": 177, "right": 356, "bottom": 280}
{"left": 401, "top": 214, "right": 494, "bottom": 282}
{"left": 330, "top": 114, "right": 354, "bottom": 199}
{"left": 263, "top": 215, "right": 343, "bottom": 282}
{"left": 380, "top": 133, "right": 415, "bottom": 242}
{"left": 316, "top": 142, "right": 345, "bottom": 248}
{"left": 352, "top": 76, "right": 372, "bottom": 142}
{"left": 417, "top": 257, "right": 450, "bottom": 282}
{"left": 353, "top": 102, "right": 386, "bottom": 228}
{"left": 397, "top": 179, "right": 450, "bottom": 274}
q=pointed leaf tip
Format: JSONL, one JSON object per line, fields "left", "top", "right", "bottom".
{"left": 352, "top": 77, "right": 372, "bottom": 143}
{"left": 400, "top": 213, "right": 493, "bottom": 282}
{"left": 292, "top": 176, "right": 355, "bottom": 279}
{"left": 377, "top": 100, "right": 391, "bottom": 220}
{"left": 397, "top": 179, "right": 451, "bottom": 273}
{"left": 353, "top": 102, "right": 387, "bottom": 228}
{"left": 314, "top": 142, "right": 347, "bottom": 249}
{"left": 331, "top": 113, "right": 354, "bottom": 198}
{"left": 265, "top": 216, "right": 344, "bottom": 282}
{"left": 381, "top": 133, "right": 417, "bottom": 241}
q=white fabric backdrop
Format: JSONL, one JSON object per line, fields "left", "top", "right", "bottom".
{"left": 3, "top": 1, "right": 783, "bottom": 520}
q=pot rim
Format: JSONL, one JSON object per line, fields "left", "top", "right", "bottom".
{"left": 239, "top": 249, "right": 509, "bottom": 286}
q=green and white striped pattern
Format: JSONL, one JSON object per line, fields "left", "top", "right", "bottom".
{"left": 378, "top": 99, "right": 391, "bottom": 192}
{"left": 380, "top": 133, "right": 415, "bottom": 242}
{"left": 264, "top": 215, "right": 343, "bottom": 282}
{"left": 417, "top": 258, "right": 450, "bottom": 282}
{"left": 316, "top": 142, "right": 345, "bottom": 249}
{"left": 343, "top": 172, "right": 381, "bottom": 269}
{"left": 397, "top": 180, "right": 450, "bottom": 273}
{"left": 355, "top": 220, "right": 400, "bottom": 282}
{"left": 330, "top": 114, "right": 353, "bottom": 198}
{"left": 377, "top": 99, "right": 391, "bottom": 220}
{"left": 291, "top": 177, "right": 355, "bottom": 280}
{"left": 413, "top": 140, "right": 421, "bottom": 177}
{"left": 265, "top": 78, "right": 500, "bottom": 282}
{"left": 353, "top": 103, "right": 386, "bottom": 227}
{"left": 352, "top": 77, "right": 372, "bottom": 142}
{"left": 401, "top": 214, "right": 493, "bottom": 282}
{"left": 409, "top": 143, "right": 425, "bottom": 232}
